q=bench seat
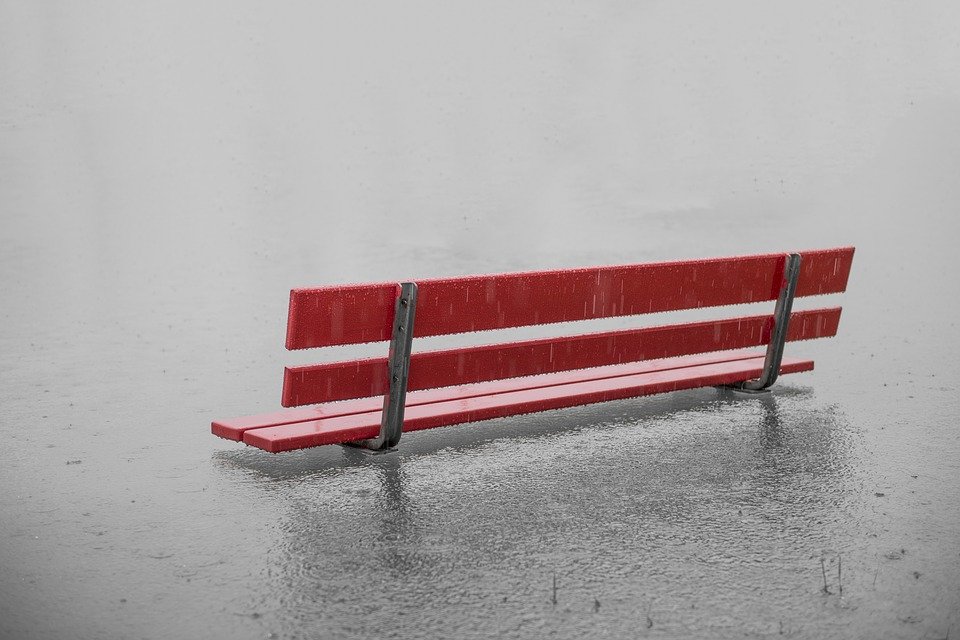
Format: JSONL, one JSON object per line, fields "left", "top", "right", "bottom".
{"left": 216, "top": 350, "right": 813, "bottom": 453}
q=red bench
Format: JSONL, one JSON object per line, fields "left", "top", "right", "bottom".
{"left": 212, "top": 247, "right": 855, "bottom": 453}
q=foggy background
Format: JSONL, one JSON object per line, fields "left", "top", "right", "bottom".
{"left": 2, "top": 2, "right": 959, "bottom": 638}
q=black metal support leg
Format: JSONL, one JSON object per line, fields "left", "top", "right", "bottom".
{"left": 729, "top": 253, "right": 801, "bottom": 393}
{"left": 348, "top": 282, "right": 417, "bottom": 453}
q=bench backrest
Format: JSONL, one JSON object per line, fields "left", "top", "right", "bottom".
{"left": 281, "top": 247, "right": 854, "bottom": 407}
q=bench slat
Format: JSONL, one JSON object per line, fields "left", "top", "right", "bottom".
{"left": 214, "top": 350, "right": 769, "bottom": 441}
{"left": 281, "top": 307, "right": 840, "bottom": 407}
{"left": 286, "top": 247, "right": 854, "bottom": 349}
{"left": 244, "top": 355, "right": 814, "bottom": 452}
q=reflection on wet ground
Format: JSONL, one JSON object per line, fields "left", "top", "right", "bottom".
{"left": 211, "top": 386, "right": 882, "bottom": 638}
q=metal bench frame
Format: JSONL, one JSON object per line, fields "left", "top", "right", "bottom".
{"left": 354, "top": 254, "right": 802, "bottom": 453}
{"left": 344, "top": 282, "right": 418, "bottom": 453}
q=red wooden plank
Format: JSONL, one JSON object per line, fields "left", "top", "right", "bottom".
{"left": 212, "top": 398, "right": 382, "bottom": 441}
{"left": 285, "top": 283, "right": 398, "bottom": 352}
{"left": 796, "top": 247, "right": 856, "bottom": 296}
{"left": 244, "top": 356, "right": 814, "bottom": 452}
{"left": 285, "top": 247, "right": 854, "bottom": 349}
{"left": 281, "top": 307, "right": 841, "bottom": 406}
{"left": 216, "top": 350, "right": 769, "bottom": 441}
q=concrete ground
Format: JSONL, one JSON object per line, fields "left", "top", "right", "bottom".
{"left": 2, "top": 2, "right": 959, "bottom": 638}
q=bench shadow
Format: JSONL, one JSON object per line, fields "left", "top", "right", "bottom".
{"left": 211, "top": 383, "right": 813, "bottom": 482}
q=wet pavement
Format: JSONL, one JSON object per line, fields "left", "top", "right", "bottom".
{"left": 2, "top": 2, "right": 960, "bottom": 638}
